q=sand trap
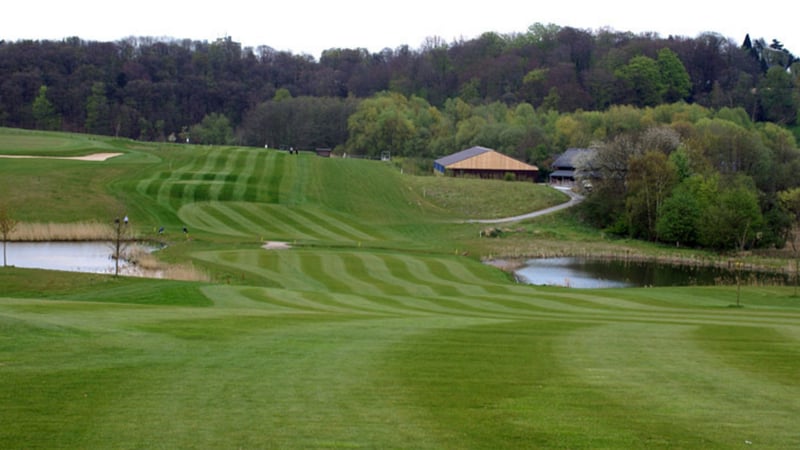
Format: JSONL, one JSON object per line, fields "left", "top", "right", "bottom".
{"left": 0, "top": 152, "right": 122, "bottom": 161}
{"left": 262, "top": 241, "right": 291, "bottom": 250}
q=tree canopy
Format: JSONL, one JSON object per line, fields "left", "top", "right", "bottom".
{"left": 0, "top": 26, "right": 797, "bottom": 144}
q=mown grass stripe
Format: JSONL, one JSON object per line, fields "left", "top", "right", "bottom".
{"left": 237, "top": 287, "right": 351, "bottom": 314}
{"left": 420, "top": 258, "right": 497, "bottom": 297}
{"left": 339, "top": 253, "right": 411, "bottom": 297}
{"left": 230, "top": 149, "right": 257, "bottom": 201}
{"left": 377, "top": 254, "right": 442, "bottom": 297}
{"left": 200, "top": 285, "right": 301, "bottom": 311}
{"left": 266, "top": 206, "right": 343, "bottom": 241}
{"left": 289, "top": 207, "right": 380, "bottom": 242}
{"left": 279, "top": 152, "right": 310, "bottom": 205}
{"left": 385, "top": 254, "right": 468, "bottom": 297}
{"left": 557, "top": 321, "right": 800, "bottom": 447}
{"left": 208, "top": 149, "right": 241, "bottom": 201}
{"left": 316, "top": 252, "right": 384, "bottom": 296}
{"left": 249, "top": 205, "right": 323, "bottom": 241}
{"left": 300, "top": 291, "right": 424, "bottom": 316}
{"left": 265, "top": 152, "right": 285, "bottom": 204}
{"left": 206, "top": 203, "right": 265, "bottom": 239}
{"left": 179, "top": 205, "right": 248, "bottom": 238}
{"left": 228, "top": 204, "right": 285, "bottom": 237}
{"left": 248, "top": 150, "right": 274, "bottom": 202}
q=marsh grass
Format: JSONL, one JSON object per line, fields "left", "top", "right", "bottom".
{"left": 10, "top": 221, "right": 112, "bottom": 241}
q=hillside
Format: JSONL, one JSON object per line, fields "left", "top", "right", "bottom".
{"left": 1, "top": 129, "right": 800, "bottom": 448}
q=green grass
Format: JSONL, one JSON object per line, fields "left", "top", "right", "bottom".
{"left": 410, "top": 174, "right": 569, "bottom": 219}
{"left": 2, "top": 128, "right": 800, "bottom": 448}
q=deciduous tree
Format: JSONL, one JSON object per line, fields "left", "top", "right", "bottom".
{"left": 657, "top": 48, "right": 692, "bottom": 102}
{"left": 0, "top": 203, "right": 18, "bottom": 267}
{"left": 625, "top": 150, "right": 677, "bottom": 240}
{"left": 32, "top": 85, "right": 60, "bottom": 130}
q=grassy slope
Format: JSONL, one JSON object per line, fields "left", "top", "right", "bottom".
{"left": 1, "top": 129, "right": 800, "bottom": 449}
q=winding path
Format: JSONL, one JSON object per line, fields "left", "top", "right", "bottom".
{"left": 466, "top": 186, "right": 584, "bottom": 224}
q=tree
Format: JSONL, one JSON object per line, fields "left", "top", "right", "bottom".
{"left": 657, "top": 48, "right": 692, "bottom": 102}
{"left": 758, "top": 66, "right": 798, "bottom": 125}
{"left": 110, "top": 215, "right": 134, "bottom": 276}
{"left": 85, "top": 82, "right": 111, "bottom": 135}
{"left": 778, "top": 188, "right": 800, "bottom": 295}
{"left": 345, "top": 92, "right": 418, "bottom": 157}
{"left": 190, "top": 113, "right": 234, "bottom": 145}
{"left": 697, "top": 177, "right": 764, "bottom": 250}
{"left": 0, "top": 203, "right": 18, "bottom": 267}
{"left": 625, "top": 151, "right": 677, "bottom": 240}
{"left": 32, "top": 85, "right": 60, "bottom": 130}
{"left": 656, "top": 181, "right": 701, "bottom": 246}
{"left": 615, "top": 55, "right": 665, "bottom": 107}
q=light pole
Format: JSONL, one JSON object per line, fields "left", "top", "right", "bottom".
{"left": 113, "top": 216, "right": 128, "bottom": 276}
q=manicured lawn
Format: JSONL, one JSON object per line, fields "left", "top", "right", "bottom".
{"left": 2, "top": 129, "right": 799, "bottom": 448}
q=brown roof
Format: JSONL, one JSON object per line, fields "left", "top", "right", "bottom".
{"left": 436, "top": 146, "right": 538, "bottom": 172}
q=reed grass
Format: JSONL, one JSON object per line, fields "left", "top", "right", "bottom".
{"left": 10, "top": 221, "right": 113, "bottom": 241}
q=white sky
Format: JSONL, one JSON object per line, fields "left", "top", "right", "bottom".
{"left": 2, "top": 1, "right": 798, "bottom": 59}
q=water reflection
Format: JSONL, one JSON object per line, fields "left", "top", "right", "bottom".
{"left": 4, "top": 241, "right": 136, "bottom": 275}
{"left": 515, "top": 257, "right": 787, "bottom": 288}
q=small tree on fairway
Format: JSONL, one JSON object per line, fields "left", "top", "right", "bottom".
{"left": 778, "top": 188, "right": 800, "bottom": 296}
{"left": 110, "top": 215, "right": 131, "bottom": 276}
{"left": 0, "top": 204, "right": 18, "bottom": 267}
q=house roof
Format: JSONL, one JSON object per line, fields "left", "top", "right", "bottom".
{"left": 552, "top": 148, "right": 593, "bottom": 170}
{"left": 434, "top": 146, "right": 494, "bottom": 167}
{"left": 435, "top": 146, "right": 538, "bottom": 172}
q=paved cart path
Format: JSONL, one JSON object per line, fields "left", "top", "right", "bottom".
{"left": 466, "top": 186, "right": 584, "bottom": 224}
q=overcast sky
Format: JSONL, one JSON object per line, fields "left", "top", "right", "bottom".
{"left": 3, "top": 1, "right": 798, "bottom": 59}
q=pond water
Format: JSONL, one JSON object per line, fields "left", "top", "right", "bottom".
{"left": 2, "top": 241, "right": 141, "bottom": 275}
{"left": 514, "top": 257, "right": 788, "bottom": 288}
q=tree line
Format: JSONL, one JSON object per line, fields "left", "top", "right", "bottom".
{"left": 2, "top": 24, "right": 798, "bottom": 144}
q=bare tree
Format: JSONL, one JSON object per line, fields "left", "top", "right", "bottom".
{"left": 111, "top": 215, "right": 131, "bottom": 276}
{"left": 0, "top": 203, "right": 18, "bottom": 267}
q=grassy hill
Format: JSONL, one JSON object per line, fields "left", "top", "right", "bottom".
{"left": 1, "top": 128, "right": 800, "bottom": 449}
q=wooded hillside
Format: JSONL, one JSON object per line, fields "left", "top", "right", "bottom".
{"left": 2, "top": 24, "right": 797, "bottom": 146}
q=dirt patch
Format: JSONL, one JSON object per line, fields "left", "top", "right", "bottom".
{"left": 262, "top": 241, "right": 291, "bottom": 250}
{"left": 483, "top": 258, "right": 526, "bottom": 271}
{"left": 0, "top": 152, "right": 122, "bottom": 161}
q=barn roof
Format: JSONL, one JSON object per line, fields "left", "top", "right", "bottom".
{"left": 435, "top": 146, "right": 538, "bottom": 172}
{"left": 434, "top": 146, "right": 494, "bottom": 167}
{"left": 552, "top": 148, "right": 593, "bottom": 170}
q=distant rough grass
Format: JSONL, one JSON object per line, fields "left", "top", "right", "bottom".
{"left": 409, "top": 175, "right": 568, "bottom": 219}
{"left": 10, "top": 222, "right": 111, "bottom": 241}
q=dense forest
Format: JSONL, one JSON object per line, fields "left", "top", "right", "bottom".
{"left": 2, "top": 23, "right": 800, "bottom": 250}
{"left": 2, "top": 24, "right": 797, "bottom": 144}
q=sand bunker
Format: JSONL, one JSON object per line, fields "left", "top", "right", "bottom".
{"left": 262, "top": 241, "right": 291, "bottom": 250}
{"left": 0, "top": 152, "right": 122, "bottom": 161}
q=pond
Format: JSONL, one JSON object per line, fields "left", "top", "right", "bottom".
{"left": 2, "top": 241, "right": 147, "bottom": 276}
{"left": 514, "top": 257, "right": 788, "bottom": 288}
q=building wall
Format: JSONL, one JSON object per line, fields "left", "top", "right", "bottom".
{"left": 450, "top": 169, "right": 538, "bottom": 182}
{"left": 447, "top": 151, "right": 538, "bottom": 172}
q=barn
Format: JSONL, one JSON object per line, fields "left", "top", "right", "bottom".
{"left": 549, "top": 148, "right": 594, "bottom": 185}
{"left": 433, "top": 146, "right": 539, "bottom": 182}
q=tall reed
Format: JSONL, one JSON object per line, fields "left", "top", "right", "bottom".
{"left": 10, "top": 222, "right": 113, "bottom": 241}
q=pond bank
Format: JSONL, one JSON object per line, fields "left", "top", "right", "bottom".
{"left": 1, "top": 241, "right": 208, "bottom": 281}
{"left": 485, "top": 251, "right": 796, "bottom": 288}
